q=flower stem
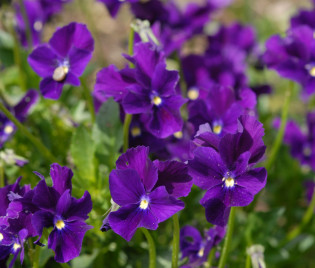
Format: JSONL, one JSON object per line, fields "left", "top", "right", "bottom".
{"left": 141, "top": 228, "right": 156, "bottom": 268}
{"left": 207, "top": 247, "right": 216, "bottom": 267}
{"left": 0, "top": 101, "right": 58, "bottom": 163}
{"left": 80, "top": 77, "right": 96, "bottom": 124}
{"left": 128, "top": 26, "right": 135, "bottom": 68}
{"left": 286, "top": 184, "right": 315, "bottom": 242}
{"left": 123, "top": 113, "right": 132, "bottom": 153}
{"left": 17, "top": 0, "right": 33, "bottom": 49}
{"left": 265, "top": 82, "right": 293, "bottom": 171}
{"left": 0, "top": 163, "right": 4, "bottom": 188}
{"left": 171, "top": 213, "right": 180, "bottom": 268}
{"left": 218, "top": 207, "right": 236, "bottom": 268}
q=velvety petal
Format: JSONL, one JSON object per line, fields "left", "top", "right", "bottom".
{"left": 200, "top": 184, "right": 224, "bottom": 206}
{"left": 65, "top": 192, "right": 92, "bottom": 220}
{"left": 98, "top": 0, "right": 121, "bottom": 17}
{"left": 50, "top": 163, "right": 73, "bottom": 196}
{"left": 226, "top": 186, "right": 254, "bottom": 207}
{"left": 116, "top": 146, "right": 158, "bottom": 192}
{"left": 203, "top": 198, "right": 230, "bottom": 226}
{"left": 27, "top": 45, "right": 59, "bottom": 77}
{"left": 193, "top": 123, "right": 221, "bottom": 150}
{"left": 108, "top": 204, "right": 142, "bottom": 241}
{"left": 13, "top": 90, "right": 39, "bottom": 121}
{"left": 122, "top": 87, "right": 152, "bottom": 114}
{"left": 236, "top": 167, "right": 267, "bottom": 196}
{"left": 40, "top": 77, "right": 63, "bottom": 100}
{"left": 149, "top": 186, "right": 184, "bottom": 222}
{"left": 151, "top": 63, "right": 179, "bottom": 96}
{"left": 180, "top": 226, "right": 202, "bottom": 259}
{"left": 48, "top": 220, "right": 92, "bottom": 263}
{"left": 32, "top": 180, "right": 60, "bottom": 211}
{"left": 49, "top": 22, "right": 94, "bottom": 58}
{"left": 152, "top": 160, "right": 192, "bottom": 198}
{"left": 31, "top": 211, "right": 54, "bottom": 238}
{"left": 68, "top": 47, "right": 92, "bottom": 76}
{"left": 94, "top": 65, "right": 133, "bottom": 103}
{"left": 233, "top": 151, "right": 251, "bottom": 176}
{"left": 56, "top": 190, "right": 72, "bottom": 217}
{"left": 188, "top": 147, "right": 225, "bottom": 190}
{"left": 64, "top": 72, "right": 80, "bottom": 87}
{"left": 109, "top": 169, "right": 145, "bottom": 206}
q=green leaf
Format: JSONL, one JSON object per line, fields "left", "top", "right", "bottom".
{"left": 70, "top": 125, "right": 96, "bottom": 183}
{"left": 71, "top": 249, "right": 99, "bottom": 268}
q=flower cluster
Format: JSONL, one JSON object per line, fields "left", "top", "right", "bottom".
{"left": 0, "top": 163, "right": 92, "bottom": 265}
{"left": 102, "top": 146, "right": 192, "bottom": 241}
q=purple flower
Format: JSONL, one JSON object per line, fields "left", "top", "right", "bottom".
{"left": 106, "top": 146, "right": 192, "bottom": 241}
{"left": 28, "top": 22, "right": 94, "bottom": 100}
{"left": 95, "top": 42, "right": 186, "bottom": 138}
{"left": 180, "top": 225, "right": 225, "bottom": 267}
{"left": 304, "top": 181, "right": 315, "bottom": 206}
{"left": 0, "top": 90, "right": 38, "bottom": 148}
{"left": 31, "top": 163, "right": 93, "bottom": 263}
{"left": 189, "top": 116, "right": 267, "bottom": 225}
{"left": 276, "top": 111, "right": 315, "bottom": 170}
{"left": 263, "top": 25, "right": 315, "bottom": 97}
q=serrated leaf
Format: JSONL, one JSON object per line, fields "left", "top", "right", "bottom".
{"left": 70, "top": 125, "right": 96, "bottom": 182}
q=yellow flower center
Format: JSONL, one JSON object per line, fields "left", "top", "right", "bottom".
{"left": 152, "top": 96, "right": 162, "bottom": 106}
{"left": 131, "top": 126, "right": 141, "bottom": 137}
{"left": 0, "top": 233, "right": 3, "bottom": 242}
{"left": 139, "top": 199, "right": 149, "bottom": 210}
{"left": 173, "top": 131, "right": 183, "bottom": 139}
{"left": 13, "top": 243, "right": 21, "bottom": 251}
{"left": 213, "top": 124, "right": 222, "bottom": 135}
{"left": 187, "top": 89, "right": 199, "bottom": 100}
{"left": 55, "top": 220, "right": 65, "bottom": 230}
{"left": 4, "top": 125, "right": 14, "bottom": 134}
{"left": 53, "top": 66, "right": 69, "bottom": 82}
{"left": 198, "top": 247, "right": 205, "bottom": 257}
{"left": 223, "top": 176, "right": 235, "bottom": 188}
{"left": 310, "top": 67, "right": 315, "bottom": 77}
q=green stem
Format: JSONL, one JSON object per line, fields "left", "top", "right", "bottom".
{"left": 17, "top": 0, "right": 33, "bottom": 49}
{"left": 207, "top": 247, "right": 216, "bottom": 267}
{"left": 245, "top": 253, "right": 251, "bottom": 268}
{"left": 0, "top": 163, "right": 4, "bottom": 188}
{"left": 286, "top": 184, "right": 315, "bottom": 241}
{"left": 59, "top": 263, "right": 71, "bottom": 268}
{"left": 141, "top": 228, "right": 156, "bottom": 268}
{"left": 80, "top": 77, "right": 96, "bottom": 124}
{"left": 172, "top": 214, "right": 180, "bottom": 268}
{"left": 128, "top": 27, "right": 135, "bottom": 68}
{"left": 0, "top": 101, "right": 58, "bottom": 163}
{"left": 218, "top": 207, "right": 236, "bottom": 268}
{"left": 123, "top": 113, "right": 132, "bottom": 153}
{"left": 265, "top": 82, "right": 293, "bottom": 171}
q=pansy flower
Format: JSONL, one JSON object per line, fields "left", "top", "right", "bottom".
{"left": 28, "top": 22, "right": 94, "bottom": 100}
{"left": 98, "top": 0, "right": 139, "bottom": 17}
{"left": 106, "top": 146, "right": 192, "bottom": 241}
{"left": 180, "top": 225, "right": 225, "bottom": 267}
{"left": 0, "top": 90, "right": 38, "bottom": 148}
{"left": 31, "top": 163, "right": 93, "bottom": 263}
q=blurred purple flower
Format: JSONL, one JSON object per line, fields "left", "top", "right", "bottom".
{"left": 28, "top": 22, "right": 94, "bottom": 100}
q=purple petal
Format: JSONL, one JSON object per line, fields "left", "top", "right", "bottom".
{"left": 50, "top": 163, "right": 73, "bottom": 196}
{"left": 116, "top": 146, "right": 158, "bottom": 192}
{"left": 31, "top": 210, "right": 54, "bottom": 238}
{"left": 149, "top": 186, "right": 184, "bottom": 222}
{"left": 32, "top": 180, "right": 60, "bottom": 211}
{"left": 13, "top": 90, "right": 39, "bottom": 121}
{"left": 203, "top": 198, "right": 230, "bottom": 226}
{"left": 40, "top": 77, "right": 63, "bottom": 100}
{"left": 236, "top": 168, "right": 267, "bottom": 196}
{"left": 68, "top": 47, "right": 92, "bottom": 76}
{"left": 65, "top": 191, "right": 92, "bottom": 220}
{"left": 122, "top": 87, "right": 152, "bottom": 114}
{"left": 109, "top": 169, "right": 145, "bottom": 206}
{"left": 56, "top": 190, "right": 72, "bottom": 217}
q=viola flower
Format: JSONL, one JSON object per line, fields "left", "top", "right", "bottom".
{"left": 15, "top": 0, "right": 45, "bottom": 48}
{"left": 106, "top": 146, "right": 192, "bottom": 241}
{"left": 0, "top": 90, "right": 38, "bottom": 148}
{"left": 95, "top": 42, "right": 186, "bottom": 138}
{"left": 189, "top": 116, "right": 267, "bottom": 225}
{"left": 31, "top": 163, "right": 93, "bottom": 263}
{"left": 188, "top": 85, "right": 244, "bottom": 137}
{"left": 263, "top": 25, "right": 315, "bottom": 97}
{"left": 180, "top": 225, "right": 226, "bottom": 267}
{"left": 276, "top": 111, "right": 315, "bottom": 170}
{"left": 28, "top": 22, "right": 94, "bottom": 100}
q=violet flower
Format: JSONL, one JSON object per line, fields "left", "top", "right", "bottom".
{"left": 31, "top": 163, "right": 93, "bottom": 263}
{"left": 28, "top": 22, "right": 94, "bottom": 100}
{"left": 189, "top": 115, "right": 267, "bottom": 225}
{"left": 95, "top": 42, "right": 186, "bottom": 138}
{"left": 0, "top": 90, "right": 38, "bottom": 148}
{"left": 263, "top": 25, "right": 315, "bottom": 97}
{"left": 180, "top": 225, "right": 226, "bottom": 267}
{"left": 98, "top": 0, "right": 138, "bottom": 17}
{"left": 105, "top": 146, "right": 192, "bottom": 241}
